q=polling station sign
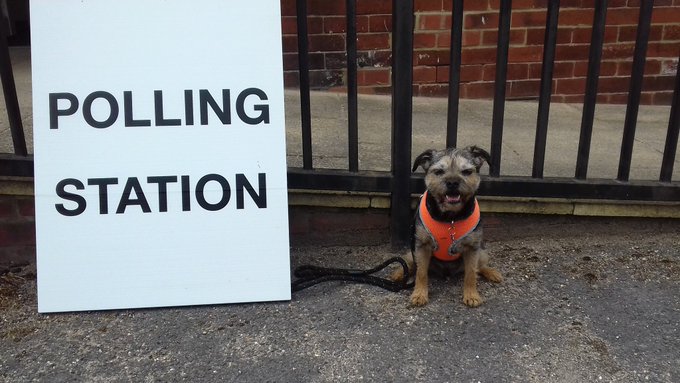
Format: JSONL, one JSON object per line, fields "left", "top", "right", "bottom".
{"left": 31, "top": 0, "right": 291, "bottom": 312}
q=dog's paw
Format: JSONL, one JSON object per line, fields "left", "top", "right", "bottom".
{"left": 463, "top": 291, "right": 483, "bottom": 307}
{"left": 410, "top": 291, "right": 429, "bottom": 307}
{"left": 480, "top": 267, "right": 503, "bottom": 283}
{"left": 389, "top": 268, "right": 405, "bottom": 283}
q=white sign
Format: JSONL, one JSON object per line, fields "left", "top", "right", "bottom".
{"left": 31, "top": 0, "right": 291, "bottom": 312}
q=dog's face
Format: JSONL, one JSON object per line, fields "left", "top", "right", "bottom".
{"left": 413, "top": 146, "right": 490, "bottom": 215}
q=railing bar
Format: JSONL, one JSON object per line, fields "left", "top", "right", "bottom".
{"left": 446, "top": 0, "right": 464, "bottom": 149}
{"left": 489, "top": 0, "right": 512, "bottom": 177}
{"left": 660, "top": 50, "right": 680, "bottom": 183}
{"left": 574, "top": 1, "right": 607, "bottom": 180}
{"left": 296, "top": 0, "right": 313, "bottom": 170}
{"left": 616, "top": 2, "right": 653, "bottom": 182}
{"left": 347, "top": 0, "right": 359, "bottom": 172}
{"left": 0, "top": 16, "right": 27, "bottom": 157}
{"left": 532, "top": 0, "right": 560, "bottom": 179}
{"left": 390, "top": 0, "right": 414, "bottom": 247}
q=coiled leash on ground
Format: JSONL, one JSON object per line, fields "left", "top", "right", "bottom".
{"left": 291, "top": 255, "right": 415, "bottom": 293}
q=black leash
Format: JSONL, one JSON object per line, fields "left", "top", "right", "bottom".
{"left": 291, "top": 256, "right": 415, "bottom": 293}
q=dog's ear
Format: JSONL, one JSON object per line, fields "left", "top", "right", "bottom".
{"left": 466, "top": 145, "right": 491, "bottom": 171}
{"left": 412, "top": 149, "right": 435, "bottom": 172}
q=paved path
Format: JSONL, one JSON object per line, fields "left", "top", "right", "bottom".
{"left": 1, "top": 215, "right": 679, "bottom": 382}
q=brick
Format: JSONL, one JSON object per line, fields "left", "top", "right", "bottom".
{"left": 508, "top": 46, "right": 544, "bottom": 63}
{"left": 369, "top": 15, "right": 392, "bottom": 32}
{"left": 357, "top": 68, "right": 391, "bottom": 86}
{"left": 17, "top": 200, "right": 35, "bottom": 218}
{"left": 280, "top": 0, "right": 296, "bottom": 16}
{"left": 572, "top": 27, "right": 618, "bottom": 44}
{"left": 416, "top": 84, "right": 450, "bottom": 97}
{"left": 308, "top": 35, "right": 345, "bottom": 52}
{"left": 647, "top": 42, "right": 680, "bottom": 58}
{"left": 307, "top": 17, "right": 324, "bottom": 34}
{"left": 652, "top": 91, "right": 674, "bottom": 105}
{"left": 554, "top": 44, "right": 591, "bottom": 61}
{"left": 650, "top": 7, "right": 680, "bottom": 24}
{"left": 462, "top": 81, "right": 497, "bottom": 98}
{"left": 463, "top": 31, "right": 482, "bottom": 47}
{"left": 481, "top": 29, "right": 527, "bottom": 46}
{"left": 511, "top": 10, "right": 547, "bottom": 28}
{"left": 508, "top": 79, "right": 541, "bottom": 99}
{"left": 413, "top": 66, "right": 438, "bottom": 83}
{"left": 618, "top": 25, "right": 663, "bottom": 43}
{"left": 325, "top": 52, "right": 346, "bottom": 69}
{"left": 559, "top": 94, "right": 585, "bottom": 103}
{"left": 616, "top": 61, "right": 632, "bottom": 76}
{"left": 309, "top": 0, "right": 346, "bottom": 15}
{"left": 560, "top": 0, "right": 586, "bottom": 7}
{"left": 283, "top": 53, "right": 298, "bottom": 71}
{"left": 555, "top": 78, "right": 586, "bottom": 94}
{"left": 356, "top": 0, "right": 392, "bottom": 15}
{"left": 357, "top": 33, "right": 390, "bottom": 50}
{"left": 661, "top": 60, "right": 679, "bottom": 75}
{"left": 642, "top": 60, "right": 662, "bottom": 76}
{"left": 416, "top": 49, "right": 451, "bottom": 65}
{"left": 283, "top": 71, "right": 300, "bottom": 87}
{"left": 460, "top": 64, "right": 485, "bottom": 82}
{"left": 0, "top": 200, "right": 16, "bottom": 219}
{"left": 282, "top": 35, "right": 299, "bottom": 53}
{"left": 443, "top": 14, "right": 452, "bottom": 29}
{"left": 605, "top": 8, "right": 642, "bottom": 25}
{"left": 282, "top": 17, "right": 298, "bottom": 35}
{"left": 598, "top": 76, "right": 631, "bottom": 93}
{"left": 357, "top": 50, "right": 392, "bottom": 67}
{"left": 642, "top": 75, "right": 677, "bottom": 92}
{"left": 602, "top": 43, "right": 636, "bottom": 60}
{"left": 526, "top": 28, "right": 572, "bottom": 45}
{"left": 415, "top": 0, "right": 443, "bottom": 12}
{"left": 482, "top": 63, "right": 530, "bottom": 81}
{"left": 460, "top": 47, "right": 496, "bottom": 64}
{"left": 323, "top": 16, "right": 347, "bottom": 34}
{"left": 529, "top": 61, "right": 575, "bottom": 79}
{"left": 663, "top": 24, "right": 680, "bottom": 40}
{"left": 462, "top": 0, "right": 490, "bottom": 11}
{"left": 559, "top": 9, "right": 595, "bottom": 26}
{"left": 437, "top": 31, "right": 451, "bottom": 48}
{"left": 414, "top": 32, "right": 438, "bottom": 49}
{"left": 0, "top": 223, "right": 35, "bottom": 247}
{"left": 573, "top": 61, "right": 617, "bottom": 77}
{"left": 465, "top": 12, "right": 499, "bottom": 29}
{"left": 419, "top": 14, "right": 446, "bottom": 30}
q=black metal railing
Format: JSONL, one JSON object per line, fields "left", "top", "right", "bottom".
{"left": 286, "top": 0, "right": 680, "bottom": 246}
{"left": 1, "top": 1, "right": 679, "bottom": 247}
{"left": 0, "top": 12, "right": 31, "bottom": 176}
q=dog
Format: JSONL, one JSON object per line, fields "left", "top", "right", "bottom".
{"left": 391, "top": 146, "right": 502, "bottom": 307}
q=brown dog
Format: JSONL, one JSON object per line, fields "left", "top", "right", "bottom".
{"left": 392, "top": 146, "right": 502, "bottom": 307}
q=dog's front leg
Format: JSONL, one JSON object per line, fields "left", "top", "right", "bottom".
{"left": 410, "top": 246, "right": 432, "bottom": 306}
{"left": 462, "top": 250, "right": 483, "bottom": 307}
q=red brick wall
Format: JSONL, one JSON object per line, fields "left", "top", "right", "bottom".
{"left": 281, "top": 0, "right": 680, "bottom": 105}
{"left": 0, "top": 195, "right": 35, "bottom": 273}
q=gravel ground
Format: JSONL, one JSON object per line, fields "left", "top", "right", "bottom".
{"left": 1, "top": 215, "right": 679, "bottom": 382}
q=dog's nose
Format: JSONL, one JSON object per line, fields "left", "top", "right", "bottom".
{"left": 446, "top": 181, "right": 459, "bottom": 191}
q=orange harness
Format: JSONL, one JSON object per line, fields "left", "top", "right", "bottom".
{"left": 418, "top": 191, "right": 480, "bottom": 262}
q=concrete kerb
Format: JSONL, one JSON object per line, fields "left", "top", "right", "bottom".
{"left": 288, "top": 189, "right": 680, "bottom": 218}
{"left": 1, "top": 179, "right": 679, "bottom": 218}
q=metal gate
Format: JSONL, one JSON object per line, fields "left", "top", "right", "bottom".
{"left": 1, "top": 1, "right": 679, "bottom": 246}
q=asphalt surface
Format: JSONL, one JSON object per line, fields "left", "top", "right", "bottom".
{"left": 2, "top": 215, "right": 679, "bottom": 382}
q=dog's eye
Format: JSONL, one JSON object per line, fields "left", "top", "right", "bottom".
{"left": 462, "top": 169, "right": 474, "bottom": 176}
{"left": 432, "top": 169, "right": 445, "bottom": 176}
